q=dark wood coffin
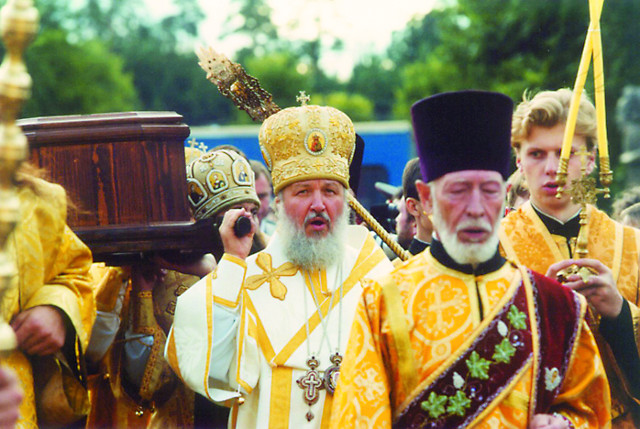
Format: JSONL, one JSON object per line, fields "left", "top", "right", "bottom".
{"left": 18, "top": 112, "right": 222, "bottom": 264}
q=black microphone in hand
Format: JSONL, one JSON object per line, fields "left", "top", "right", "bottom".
{"left": 233, "top": 216, "right": 252, "bottom": 238}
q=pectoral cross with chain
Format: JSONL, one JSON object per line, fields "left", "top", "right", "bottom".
{"left": 297, "top": 356, "right": 324, "bottom": 421}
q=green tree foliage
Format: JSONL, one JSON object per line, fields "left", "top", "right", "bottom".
{"left": 244, "top": 51, "right": 312, "bottom": 111}
{"left": 71, "top": 0, "right": 222, "bottom": 124}
{"left": 36, "top": 0, "right": 74, "bottom": 32}
{"left": 16, "top": 0, "right": 232, "bottom": 125}
{"left": 312, "top": 92, "right": 374, "bottom": 122}
{"left": 349, "top": 55, "right": 399, "bottom": 120}
{"left": 117, "top": 41, "right": 235, "bottom": 125}
{"left": 224, "top": 0, "right": 343, "bottom": 95}
{"left": 223, "top": 0, "right": 279, "bottom": 63}
{"left": 389, "top": 0, "right": 640, "bottom": 150}
{"left": 388, "top": 9, "right": 453, "bottom": 66}
{"left": 390, "top": 1, "right": 587, "bottom": 116}
{"left": 387, "top": 0, "right": 640, "bottom": 204}
{"left": 290, "top": 38, "right": 344, "bottom": 94}
{"left": 23, "top": 30, "right": 138, "bottom": 117}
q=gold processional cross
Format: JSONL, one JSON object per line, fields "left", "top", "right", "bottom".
{"left": 556, "top": 147, "right": 607, "bottom": 283}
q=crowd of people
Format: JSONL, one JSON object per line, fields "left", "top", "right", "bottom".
{"left": 0, "top": 87, "right": 639, "bottom": 428}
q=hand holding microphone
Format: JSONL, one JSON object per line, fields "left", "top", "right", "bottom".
{"left": 233, "top": 215, "right": 252, "bottom": 237}
{"left": 219, "top": 208, "right": 256, "bottom": 260}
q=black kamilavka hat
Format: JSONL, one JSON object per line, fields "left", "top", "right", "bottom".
{"left": 411, "top": 90, "right": 513, "bottom": 182}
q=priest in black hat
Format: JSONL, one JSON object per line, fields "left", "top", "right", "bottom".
{"left": 330, "top": 90, "right": 610, "bottom": 429}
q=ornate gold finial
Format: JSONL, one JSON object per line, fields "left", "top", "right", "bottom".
{"left": 0, "top": 0, "right": 39, "bottom": 353}
{"left": 187, "top": 136, "right": 198, "bottom": 149}
{"left": 557, "top": 146, "right": 602, "bottom": 279}
{"left": 196, "top": 45, "right": 281, "bottom": 122}
{"left": 296, "top": 91, "right": 310, "bottom": 106}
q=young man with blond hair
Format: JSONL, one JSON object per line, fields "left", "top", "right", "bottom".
{"left": 501, "top": 88, "right": 640, "bottom": 427}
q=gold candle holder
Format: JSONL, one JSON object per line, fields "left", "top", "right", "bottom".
{"left": 555, "top": 158, "right": 569, "bottom": 198}
{"left": 599, "top": 156, "right": 612, "bottom": 198}
{"left": 0, "top": 0, "right": 39, "bottom": 353}
{"left": 555, "top": 0, "right": 609, "bottom": 284}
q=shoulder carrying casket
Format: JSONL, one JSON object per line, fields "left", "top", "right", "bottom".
{"left": 18, "top": 111, "right": 222, "bottom": 265}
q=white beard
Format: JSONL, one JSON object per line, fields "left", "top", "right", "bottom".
{"left": 431, "top": 197, "right": 502, "bottom": 266}
{"left": 276, "top": 199, "right": 349, "bottom": 270}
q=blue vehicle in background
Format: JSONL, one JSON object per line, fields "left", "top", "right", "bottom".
{"left": 187, "top": 120, "right": 415, "bottom": 210}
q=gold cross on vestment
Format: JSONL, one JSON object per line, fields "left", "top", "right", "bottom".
{"left": 244, "top": 253, "right": 297, "bottom": 300}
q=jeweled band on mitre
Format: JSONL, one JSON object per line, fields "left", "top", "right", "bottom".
{"left": 186, "top": 149, "right": 260, "bottom": 220}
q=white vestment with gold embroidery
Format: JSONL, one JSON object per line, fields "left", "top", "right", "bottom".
{"left": 165, "top": 224, "right": 392, "bottom": 428}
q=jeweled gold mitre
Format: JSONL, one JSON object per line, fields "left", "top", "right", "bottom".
{"left": 259, "top": 104, "right": 356, "bottom": 194}
{"left": 186, "top": 149, "right": 260, "bottom": 220}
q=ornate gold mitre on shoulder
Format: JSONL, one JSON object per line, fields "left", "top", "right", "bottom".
{"left": 259, "top": 103, "right": 356, "bottom": 194}
{"left": 186, "top": 149, "right": 260, "bottom": 220}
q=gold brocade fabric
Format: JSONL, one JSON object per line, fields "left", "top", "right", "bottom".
{"left": 10, "top": 180, "right": 95, "bottom": 350}
{"left": 330, "top": 252, "right": 610, "bottom": 428}
{"left": 0, "top": 351, "right": 37, "bottom": 429}
{"left": 500, "top": 202, "right": 640, "bottom": 426}
{"left": 87, "top": 269, "right": 203, "bottom": 428}
{"left": 86, "top": 371, "right": 150, "bottom": 429}
{"left": 1, "top": 179, "right": 95, "bottom": 428}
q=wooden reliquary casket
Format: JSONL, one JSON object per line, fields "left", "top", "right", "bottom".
{"left": 18, "top": 111, "right": 222, "bottom": 264}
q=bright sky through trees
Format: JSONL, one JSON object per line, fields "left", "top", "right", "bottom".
{"left": 148, "top": 0, "right": 435, "bottom": 79}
